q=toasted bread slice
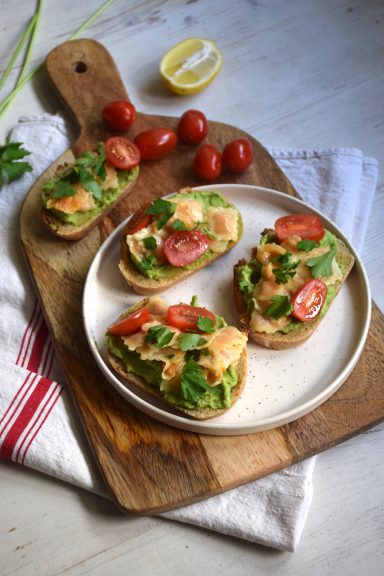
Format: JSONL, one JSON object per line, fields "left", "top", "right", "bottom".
{"left": 108, "top": 349, "right": 247, "bottom": 420}
{"left": 106, "top": 296, "right": 248, "bottom": 419}
{"left": 234, "top": 236, "right": 355, "bottom": 349}
{"left": 41, "top": 162, "right": 139, "bottom": 241}
{"left": 118, "top": 189, "right": 243, "bottom": 295}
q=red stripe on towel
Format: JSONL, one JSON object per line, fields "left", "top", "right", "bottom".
{"left": 0, "top": 376, "right": 55, "bottom": 460}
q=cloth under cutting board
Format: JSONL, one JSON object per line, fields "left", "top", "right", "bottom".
{"left": 0, "top": 114, "right": 378, "bottom": 551}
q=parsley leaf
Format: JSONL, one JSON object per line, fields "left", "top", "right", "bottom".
{"left": 82, "top": 178, "right": 102, "bottom": 200}
{"left": 143, "top": 236, "right": 157, "bottom": 250}
{"left": 265, "top": 295, "right": 293, "bottom": 319}
{"left": 180, "top": 358, "right": 220, "bottom": 403}
{"left": 145, "top": 325, "right": 175, "bottom": 347}
{"left": 140, "top": 254, "right": 159, "bottom": 271}
{"left": 0, "top": 142, "right": 32, "bottom": 184}
{"left": 297, "top": 239, "right": 319, "bottom": 252}
{"left": 196, "top": 316, "right": 215, "bottom": 333}
{"left": 53, "top": 181, "right": 77, "bottom": 199}
{"left": 178, "top": 333, "right": 207, "bottom": 351}
{"left": 145, "top": 198, "right": 176, "bottom": 229}
{"left": 172, "top": 218, "right": 188, "bottom": 231}
{"left": 272, "top": 251, "right": 300, "bottom": 284}
{"left": 307, "top": 248, "right": 336, "bottom": 278}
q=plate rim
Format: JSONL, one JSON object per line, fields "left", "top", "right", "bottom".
{"left": 82, "top": 184, "right": 372, "bottom": 436}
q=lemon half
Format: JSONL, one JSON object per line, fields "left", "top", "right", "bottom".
{"left": 160, "top": 37, "right": 222, "bottom": 95}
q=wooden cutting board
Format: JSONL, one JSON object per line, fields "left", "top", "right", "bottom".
{"left": 19, "top": 39, "right": 384, "bottom": 514}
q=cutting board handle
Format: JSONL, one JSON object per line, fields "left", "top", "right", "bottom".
{"left": 45, "top": 39, "right": 130, "bottom": 153}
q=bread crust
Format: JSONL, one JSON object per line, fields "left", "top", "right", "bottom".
{"left": 41, "top": 168, "right": 139, "bottom": 241}
{"left": 108, "top": 348, "right": 247, "bottom": 420}
{"left": 234, "top": 237, "right": 355, "bottom": 349}
{"left": 118, "top": 190, "right": 243, "bottom": 295}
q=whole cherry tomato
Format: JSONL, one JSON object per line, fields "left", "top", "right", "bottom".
{"left": 164, "top": 230, "right": 209, "bottom": 266}
{"left": 177, "top": 109, "right": 208, "bottom": 144}
{"left": 107, "top": 306, "right": 149, "bottom": 335}
{"left": 193, "top": 144, "right": 222, "bottom": 181}
{"left": 275, "top": 214, "right": 325, "bottom": 242}
{"left": 222, "top": 137, "right": 254, "bottom": 174}
{"left": 166, "top": 304, "right": 216, "bottom": 332}
{"left": 291, "top": 279, "right": 328, "bottom": 322}
{"left": 124, "top": 202, "right": 153, "bottom": 235}
{"left": 134, "top": 128, "right": 177, "bottom": 160}
{"left": 101, "top": 101, "right": 136, "bottom": 131}
{"left": 105, "top": 137, "right": 141, "bottom": 170}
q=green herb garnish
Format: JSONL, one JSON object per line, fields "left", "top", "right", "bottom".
{"left": 196, "top": 316, "right": 215, "bottom": 333}
{"left": 297, "top": 239, "right": 319, "bottom": 252}
{"left": 0, "top": 141, "right": 32, "bottom": 185}
{"left": 265, "top": 295, "right": 293, "bottom": 319}
{"left": 180, "top": 358, "right": 220, "bottom": 403}
{"left": 307, "top": 249, "right": 336, "bottom": 278}
{"left": 178, "top": 333, "right": 208, "bottom": 352}
{"left": 143, "top": 236, "right": 157, "bottom": 250}
{"left": 145, "top": 198, "right": 176, "bottom": 229}
{"left": 145, "top": 325, "right": 175, "bottom": 348}
{"left": 172, "top": 219, "right": 188, "bottom": 231}
{"left": 272, "top": 251, "right": 300, "bottom": 284}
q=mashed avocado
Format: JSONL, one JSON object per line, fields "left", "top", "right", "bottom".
{"left": 107, "top": 334, "right": 238, "bottom": 411}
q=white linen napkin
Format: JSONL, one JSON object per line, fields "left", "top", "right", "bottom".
{"left": 0, "top": 114, "right": 378, "bottom": 552}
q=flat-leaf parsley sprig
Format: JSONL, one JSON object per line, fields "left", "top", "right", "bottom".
{"left": 0, "top": 141, "right": 32, "bottom": 185}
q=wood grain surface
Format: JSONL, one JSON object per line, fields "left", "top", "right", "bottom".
{"left": 19, "top": 39, "right": 384, "bottom": 514}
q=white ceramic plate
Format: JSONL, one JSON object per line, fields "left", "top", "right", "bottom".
{"left": 83, "top": 184, "right": 371, "bottom": 436}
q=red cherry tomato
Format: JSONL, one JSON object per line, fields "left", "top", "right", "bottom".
{"left": 275, "top": 214, "right": 325, "bottom": 242}
{"left": 193, "top": 144, "right": 222, "bottom": 181}
{"left": 164, "top": 230, "right": 209, "bottom": 266}
{"left": 167, "top": 304, "right": 216, "bottom": 332}
{"left": 222, "top": 138, "right": 254, "bottom": 174}
{"left": 177, "top": 109, "right": 208, "bottom": 144}
{"left": 134, "top": 128, "right": 177, "bottom": 160}
{"left": 107, "top": 306, "right": 149, "bottom": 335}
{"left": 105, "top": 137, "right": 140, "bottom": 170}
{"left": 124, "top": 202, "right": 153, "bottom": 235}
{"left": 291, "top": 279, "right": 328, "bottom": 322}
{"left": 102, "top": 101, "right": 136, "bottom": 131}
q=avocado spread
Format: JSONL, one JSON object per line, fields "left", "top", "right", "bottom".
{"left": 107, "top": 334, "right": 239, "bottom": 411}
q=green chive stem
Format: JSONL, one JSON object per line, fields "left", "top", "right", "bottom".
{"left": 0, "top": 14, "right": 37, "bottom": 92}
{"left": 0, "top": 0, "right": 115, "bottom": 118}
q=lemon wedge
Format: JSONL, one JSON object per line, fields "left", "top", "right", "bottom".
{"left": 160, "top": 37, "right": 222, "bottom": 95}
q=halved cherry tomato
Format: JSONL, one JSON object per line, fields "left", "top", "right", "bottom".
{"left": 193, "top": 144, "right": 222, "bottom": 181}
{"left": 275, "top": 214, "right": 325, "bottom": 242}
{"left": 105, "top": 137, "right": 140, "bottom": 170}
{"left": 124, "top": 202, "right": 153, "bottom": 235}
{"left": 107, "top": 306, "right": 149, "bottom": 335}
{"left": 291, "top": 279, "right": 328, "bottom": 322}
{"left": 167, "top": 304, "right": 216, "bottom": 332}
{"left": 177, "top": 109, "right": 208, "bottom": 144}
{"left": 222, "top": 138, "right": 254, "bottom": 174}
{"left": 102, "top": 101, "right": 136, "bottom": 131}
{"left": 164, "top": 230, "right": 209, "bottom": 266}
{"left": 134, "top": 128, "right": 177, "bottom": 160}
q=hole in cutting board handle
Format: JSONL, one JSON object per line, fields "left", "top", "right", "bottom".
{"left": 73, "top": 61, "right": 87, "bottom": 73}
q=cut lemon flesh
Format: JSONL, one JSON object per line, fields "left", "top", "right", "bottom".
{"left": 160, "top": 37, "right": 222, "bottom": 95}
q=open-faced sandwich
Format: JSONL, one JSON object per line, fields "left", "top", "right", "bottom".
{"left": 106, "top": 296, "right": 248, "bottom": 420}
{"left": 41, "top": 138, "right": 139, "bottom": 240}
{"left": 118, "top": 188, "right": 243, "bottom": 294}
{"left": 234, "top": 213, "right": 355, "bottom": 349}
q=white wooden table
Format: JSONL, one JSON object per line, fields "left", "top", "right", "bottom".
{"left": 1, "top": 1, "right": 383, "bottom": 574}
